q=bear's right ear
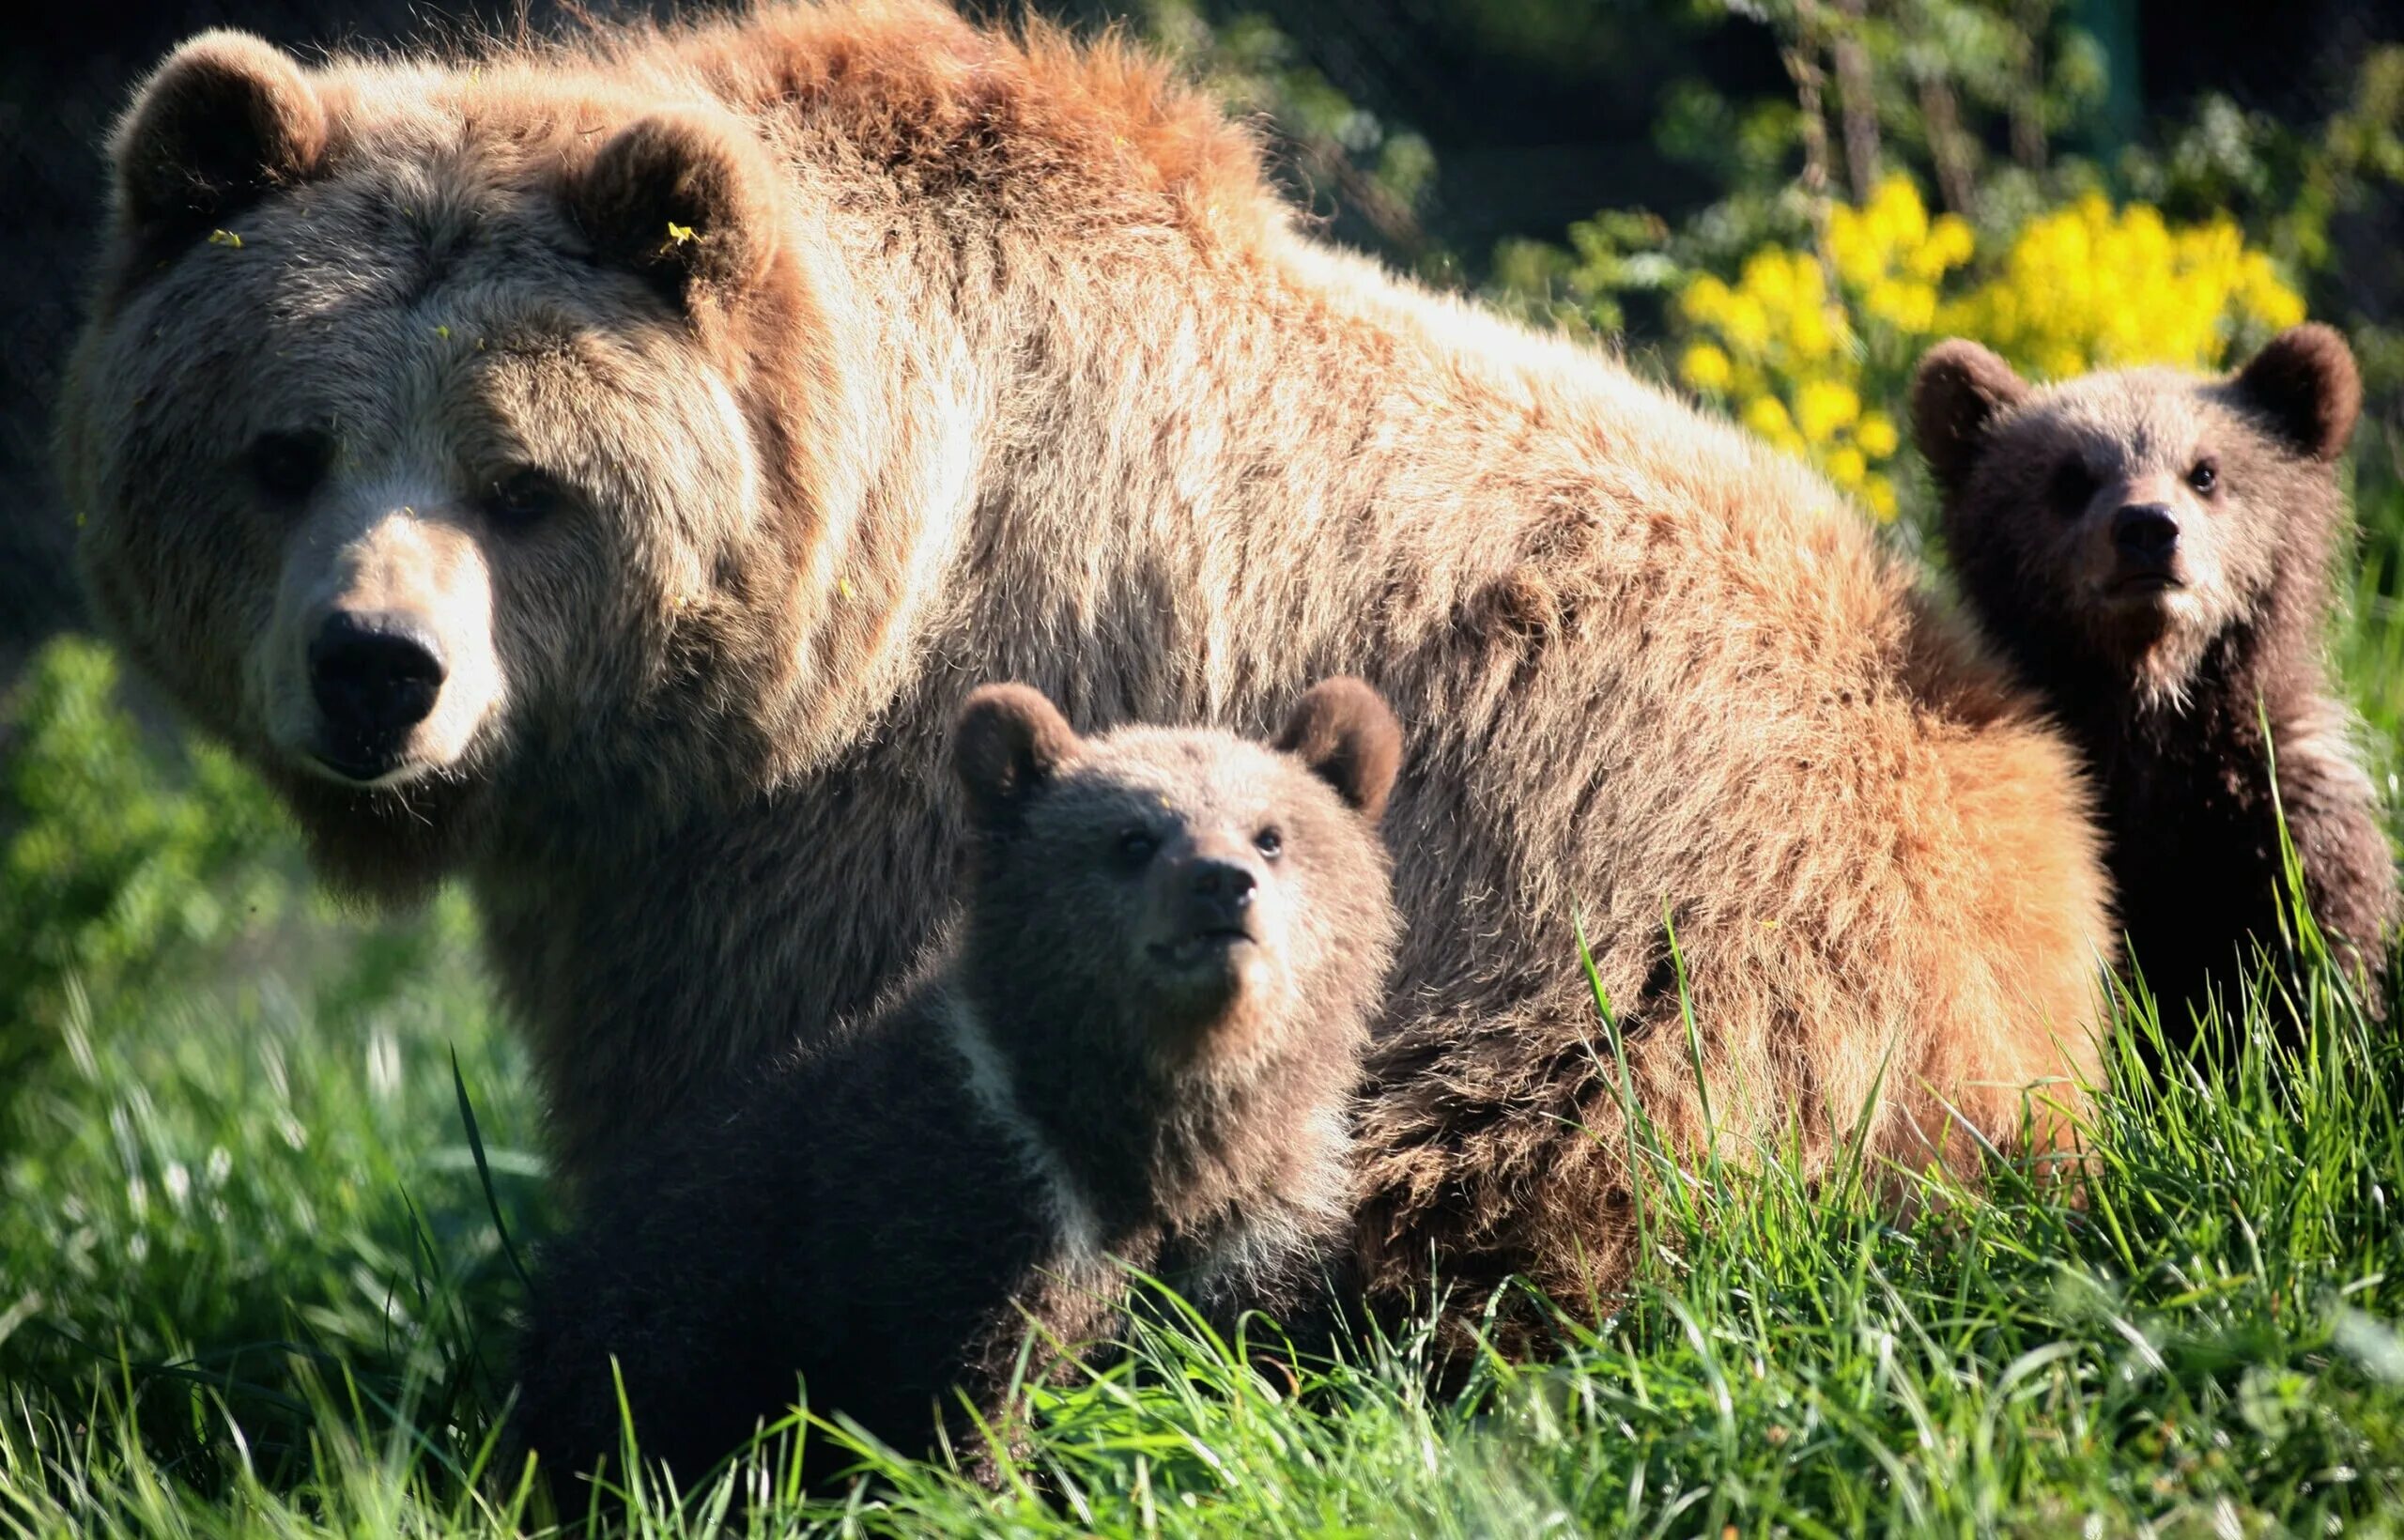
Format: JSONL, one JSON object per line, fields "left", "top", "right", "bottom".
{"left": 955, "top": 684, "right": 1084, "bottom": 833}
{"left": 1274, "top": 677, "right": 1404, "bottom": 825}
{"left": 1911, "top": 340, "right": 2030, "bottom": 496}
{"left": 2231, "top": 323, "right": 2361, "bottom": 462}
{"left": 564, "top": 110, "right": 783, "bottom": 315}
{"left": 111, "top": 31, "right": 328, "bottom": 251}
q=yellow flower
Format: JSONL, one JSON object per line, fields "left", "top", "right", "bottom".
{"left": 1787, "top": 300, "right": 1840, "bottom": 362}
{"left": 1742, "top": 395, "right": 1795, "bottom": 441}
{"left": 1940, "top": 194, "right": 2305, "bottom": 377}
{"left": 1829, "top": 176, "right": 1973, "bottom": 302}
{"left": 2241, "top": 255, "right": 2305, "bottom": 330}
{"left": 1828, "top": 223, "right": 1880, "bottom": 291}
{"left": 1740, "top": 249, "right": 1800, "bottom": 315}
{"left": 1921, "top": 214, "right": 1975, "bottom": 272}
{"left": 1681, "top": 274, "right": 1734, "bottom": 327}
{"left": 1718, "top": 293, "right": 1773, "bottom": 353}
{"left": 1795, "top": 378, "right": 1860, "bottom": 443}
{"left": 1664, "top": 177, "right": 2296, "bottom": 533}
{"left": 1681, "top": 343, "right": 1735, "bottom": 395}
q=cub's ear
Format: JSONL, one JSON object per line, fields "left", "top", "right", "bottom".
{"left": 1911, "top": 340, "right": 2030, "bottom": 496}
{"left": 2232, "top": 323, "right": 2360, "bottom": 462}
{"left": 1274, "top": 677, "right": 1403, "bottom": 825}
{"left": 565, "top": 110, "right": 782, "bottom": 313}
{"left": 955, "top": 684, "right": 1083, "bottom": 833}
{"left": 112, "top": 31, "right": 328, "bottom": 250}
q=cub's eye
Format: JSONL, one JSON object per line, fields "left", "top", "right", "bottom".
{"left": 1254, "top": 826, "right": 1284, "bottom": 860}
{"left": 2188, "top": 458, "right": 2219, "bottom": 495}
{"left": 1117, "top": 829, "right": 1159, "bottom": 869}
{"left": 2047, "top": 458, "right": 2098, "bottom": 516}
{"left": 484, "top": 467, "right": 568, "bottom": 532}
{"left": 247, "top": 430, "right": 332, "bottom": 500}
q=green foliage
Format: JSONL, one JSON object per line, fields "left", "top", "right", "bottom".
{"left": 2337, "top": 470, "right": 2404, "bottom": 795}
{"left": 1136, "top": 0, "right": 1440, "bottom": 263}
{"left": 0, "top": 641, "right": 292, "bottom": 1117}
{"left": 0, "top": 639, "right": 544, "bottom": 1494}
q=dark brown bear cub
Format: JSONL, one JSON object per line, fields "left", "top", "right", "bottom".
{"left": 1913, "top": 324, "right": 2398, "bottom": 1037}
{"left": 511, "top": 678, "right": 1403, "bottom": 1486}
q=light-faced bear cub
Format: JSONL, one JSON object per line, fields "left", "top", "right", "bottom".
{"left": 1914, "top": 324, "right": 2398, "bottom": 1038}
{"left": 511, "top": 677, "right": 1404, "bottom": 1486}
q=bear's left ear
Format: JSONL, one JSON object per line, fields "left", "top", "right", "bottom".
{"left": 1274, "top": 677, "right": 1403, "bottom": 825}
{"left": 564, "top": 109, "right": 782, "bottom": 314}
{"left": 1911, "top": 340, "right": 2031, "bottom": 496}
{"left": 955, "top": 684, "right": 1084, "bottom": 833}
{"left": 2232, "top": 323, "right": 2360, "bottom": 462}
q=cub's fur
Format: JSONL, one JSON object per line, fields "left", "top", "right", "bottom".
{"left": 1916, "top": 325, "right": 2399, "bottom": 1033}
{"left": 67, "top": 2, "right": 2111, "bottom": 1329}
{"left": 512, "top": 678, "right": 1402, "bottom": 1483}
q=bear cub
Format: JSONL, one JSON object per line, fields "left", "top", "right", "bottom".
{"left": 1914, "top": 324, "right": 2398, "bottom": 1035}
{"left": 512, "top": 677, "right": 1405, "bottom": 1486}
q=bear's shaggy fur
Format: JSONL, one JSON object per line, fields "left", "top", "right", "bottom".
{"left": 64, "top": 1, "right": 2112, "bottom": 1319}
{"left": 1915, "top": 327, "right": 2398, "bottom": 1035}
{"left": 512, "top": 677, "right": 1402, "bottom": 1484}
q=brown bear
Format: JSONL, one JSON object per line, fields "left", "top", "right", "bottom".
{"left": 1914, "top": 327, "right": 2399, "bottom": 1039}
{"left": 62, "top": 2, "right": 2112, "bottom": 1327}
{"left": 511, "top": 676, "right": 1402, "bottom": 1485}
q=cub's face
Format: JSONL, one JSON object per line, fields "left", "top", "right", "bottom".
{"left": 61, "top": 34, "right": 841, "bottom": 895}
{"left": 955, "top": 681, "right": 1403, "bottom": 1073}
{"left": 1914, "top": 326, "right": 2360, "bottom": 706}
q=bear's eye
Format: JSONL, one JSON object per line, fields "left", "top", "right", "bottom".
{"left": 484, "top": 468, "right": 568, "bottom": 532}
{"left": 1254, "top": 826, "right": 1284, "bottom": 860}
{"left": 247, "top": 430, "right": 333, "bottom": 501}
{"left": 2188, "top": 458, "right": 2219, "bottom": 496}
{"left": 2047, "top": 459, "right": 2098, "bottom": 517}
{"left": 1117, "top": 828, "right": 1159, "bottom": 870}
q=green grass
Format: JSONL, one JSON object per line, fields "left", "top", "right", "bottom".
{"left": 0, "top": 467, "right": 2398, "bottom": 1537}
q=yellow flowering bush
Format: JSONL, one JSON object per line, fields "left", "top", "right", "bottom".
{"left": 1676, "top": 177, "right": 1973, "bottom": 519}
{"left": 1936, "top": 192, "right": 2305, "bottom": 379}
{"left": 1672, "top": 175, "right": 2306, "bottom": 522}
{"left": 1829, "top": 175, "right": 1977, "bottom": 335}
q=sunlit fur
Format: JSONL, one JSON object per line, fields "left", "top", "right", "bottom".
{"left": 511, "top": 681, "right": 1398, "bottom": 1484}
{"left": 65, "top": 1, "right": 2113, "bottom": 1329}
{"left": 1918, "top": 327, "right": 2398, "bottom": 1037}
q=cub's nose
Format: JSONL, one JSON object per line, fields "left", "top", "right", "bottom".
{"left": 308, "top": 610, "right": 447, "bottom": 773}
{"left": 1183, "top": 857, "right": 1257, "bottom": 932}
{"left": 2111, "top": 503, "right": 2181, "bottom": 563}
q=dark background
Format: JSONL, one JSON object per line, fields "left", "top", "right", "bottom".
{"left": 2, "top": 0, "right": 2388, "bottom": 677}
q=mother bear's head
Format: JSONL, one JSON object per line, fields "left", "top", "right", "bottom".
{"left": 60, "top": 30, "right": 892, "bottom": 898}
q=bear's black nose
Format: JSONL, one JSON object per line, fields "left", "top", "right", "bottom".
{"left": 1185, "top": 858, "right": 1257, "bottom": 930}
{"left": 308, "top": 610, "right": 447, "bottom": 775}
{"left": 2111, "top": 503, "right": 2181, "bottom": 563}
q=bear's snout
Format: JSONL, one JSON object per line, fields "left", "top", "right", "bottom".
{"left": 1178, "top": 856, "right": 1257, "bottom": 938}
{"left": 2110, "top": 503, "right": 2181, "bottom": 574}
{"left": 307, "top": 611, "right": 449, "bottom": 779}
{"left": 1141, "top": 831, "right": 1273, "bottom": 978}
{"left": 257, "top": 500, "right": 505, "bottom": 792}
{"left": 2105, "top": 502, "right": 2186, "bottom": 599}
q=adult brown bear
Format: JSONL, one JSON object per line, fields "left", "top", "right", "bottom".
{"left": 61, "top": 1, "right": 2111, "bottom": 1319}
